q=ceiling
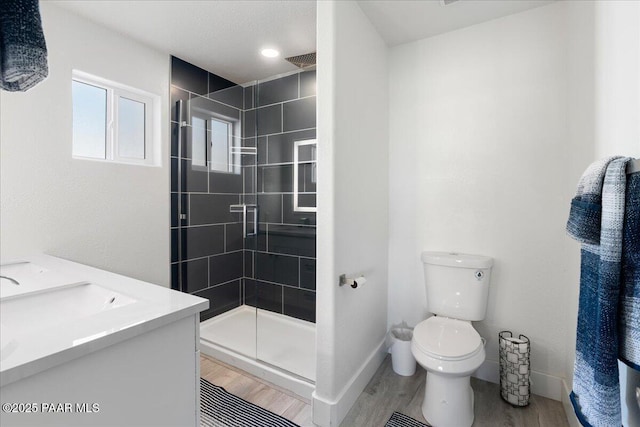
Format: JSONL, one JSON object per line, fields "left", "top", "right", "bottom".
{"left": 358, "top": 0, "right": 556, "bottom": 47}
{"left": 47, "top": 0, "right": 317, "bottom": 85}
{"left": 48, "top": 0, "right": 555, "bottom": 84}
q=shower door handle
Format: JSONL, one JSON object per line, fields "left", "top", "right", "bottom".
{"left": 247, "top": 205, "right": 258, "bottom": 238}
{"left": 229, "top": 204, "right": 258, "bottom": 238}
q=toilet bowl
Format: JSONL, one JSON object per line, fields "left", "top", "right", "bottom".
{"left": 412, "top": 251, "right": 493, "bottom": 427}
{"left": 411, "top": 316, "right": 485, "bottom": 427}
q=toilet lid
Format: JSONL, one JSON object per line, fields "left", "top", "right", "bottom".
{"left": 413, "top": 316, "right": 482, "bottom": 360}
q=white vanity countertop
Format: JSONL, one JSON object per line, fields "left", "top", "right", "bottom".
{"left": 0, "top": 254, "right": 208, "bottom": 386}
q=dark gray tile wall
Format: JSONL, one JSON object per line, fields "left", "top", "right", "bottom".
{"left": 283, "top": 97, "right": 316, "bottom": 132}
{"left": 171, "top": 57, "right": 209, "bottom": 95}
{"left": 171, "top": 56, "right": 316, "bottom": 324}
{"left": 283, "top": 287, "right": 316, "bottom": 322}
{"left": 195, "top": 280, "right": 242, "bottom": 319}
{"left": 171, "top": 56, "right": 235, "bottom": 96}
{"left": 257, "top": 74, "right": 299, "bottom": 106}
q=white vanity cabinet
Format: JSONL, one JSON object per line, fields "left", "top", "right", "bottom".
{"left": 0, "top": 255, "right": 208, "bottom": 427}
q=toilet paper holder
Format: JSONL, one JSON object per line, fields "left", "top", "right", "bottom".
{"left": 339, "top": 274, "right": 366, "bottom": 289}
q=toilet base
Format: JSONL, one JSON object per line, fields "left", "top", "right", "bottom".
{"left": 422, "top": 371, "right": 475, "bottom": 427}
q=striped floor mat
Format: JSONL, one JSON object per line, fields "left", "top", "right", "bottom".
{"left": 200, "top": 378, "right": 300, "bottom": 427}
{"left": 385, "top": 412, "right": 430, "bottom": 427}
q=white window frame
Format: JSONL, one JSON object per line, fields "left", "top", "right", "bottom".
{"left": 72, "top": 70, "right": 160, "bottom": 166}
{"left": 190, "top": 104, "right": 240, "bottom": 175}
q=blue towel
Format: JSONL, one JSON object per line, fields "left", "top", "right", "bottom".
{"left": 619, "top": 170, "right": 640, "bottom": 370}
{"left": 0, "top": 0, "right": 48, "bottom": 92}
{"left": 566, "top": 156, "right": 622, "bottom": 245}
{"left": 568, "top": 158, "right": 632, "bottom": 427}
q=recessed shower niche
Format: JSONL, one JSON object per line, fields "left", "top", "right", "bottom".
{"left": 169, "top": 56, "right": 317, "bottom": 384}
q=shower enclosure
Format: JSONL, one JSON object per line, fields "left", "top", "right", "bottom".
{"left": 169, "top": 56, "right": 317, "bottom": 390}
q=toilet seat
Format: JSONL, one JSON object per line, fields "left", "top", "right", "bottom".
{"left": 413, "top": 316, "right": 482, "bottom": 361}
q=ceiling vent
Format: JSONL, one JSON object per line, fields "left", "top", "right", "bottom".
{"left": 285, "top": 52, "right": 316, "bottom": 69}
{"left": 439, "top": 0, "right": 460, "bottom": 5}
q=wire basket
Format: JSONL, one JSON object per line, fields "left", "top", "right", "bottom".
{"left": 499, "top": 331, "right": 530, "bottom": 406}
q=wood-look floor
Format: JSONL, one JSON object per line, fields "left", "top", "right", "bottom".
{"left": 200, "top": 354, "right": 313, "bottom": 426}
{"left": 200, "top": 354, "right": 568, "bottom": 427}
{"left": 342, "top": 355, "right": 569, "bottom": 427}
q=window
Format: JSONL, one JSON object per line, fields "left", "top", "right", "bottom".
{"left": 209, "top": 117, "right": 233, "bottom": 173}
{"left": 189, "top": 102, "right": 240, "bottom": 174}
{"left": 72, "top": 70, "right": 159, "bottom": 165}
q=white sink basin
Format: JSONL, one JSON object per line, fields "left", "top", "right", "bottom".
{"left": 1, "top": 283, "right": 137, "bottom": 360}
{"left": 2, "top": 282, "right": 136, "bottom": 327}
{"left": 0, "top": 261, "right": 87, "bottom": 299}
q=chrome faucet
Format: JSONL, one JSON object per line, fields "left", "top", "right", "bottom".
{"left": 0, "top": 275, "right": 20, "bottom": 285}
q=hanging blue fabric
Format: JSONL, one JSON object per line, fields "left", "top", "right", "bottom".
{"left": 619, "top": 169, "right": 640, "bottom": 371}
{"left": 0, "top": 0, "right": 49, "bottom": 92}
{"left": 567, "top": 157, "right": 634, "bottom": 427}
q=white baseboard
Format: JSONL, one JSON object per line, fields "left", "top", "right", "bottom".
{"left": 312, "top": 338, "right": 387, "bottom": 427}
{"left": 473, "top": 359, "right": 565, "bottom": 402}
{"left": 561, "top": 379, "right": 580, "bottom": 427}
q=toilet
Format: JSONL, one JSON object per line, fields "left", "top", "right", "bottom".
{"left": 411, "top": 251, "right": 493, "bottom": 427}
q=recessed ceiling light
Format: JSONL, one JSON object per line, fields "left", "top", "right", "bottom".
{"left": 261, "top": 48, "right": 280, "bottom": 58}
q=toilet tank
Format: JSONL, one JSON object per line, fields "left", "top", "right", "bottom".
{"left": 422, "top": 251, "right": 493, "bottom": 321}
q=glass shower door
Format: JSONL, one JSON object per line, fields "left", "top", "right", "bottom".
{"left": 252, "top": 71, "right": 318, "bottom": 381}
{"left": 172, "top": 77, "right": 258, "bottom": 360}
{"left": 171, "top": 62, "right": 317, "bottom": 382}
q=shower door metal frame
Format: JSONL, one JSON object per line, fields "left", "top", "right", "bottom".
{"left": 175, "top": 99, "right": 186, "bottom": 292}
